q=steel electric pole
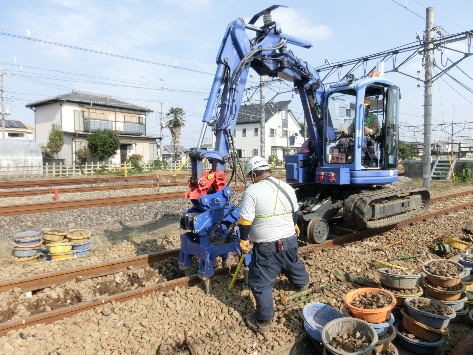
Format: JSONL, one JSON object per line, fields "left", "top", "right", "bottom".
{"left": 159, "top": 102, "right": 164, "bottom": 159}
{"left": 1, "top": 68, "right": 5, "bottom": 139}
{"left": 422, "top": 7, "right": 434, "bottom": 190}
{"left": 260, "top": 76, "right": 266, "bottom": 158}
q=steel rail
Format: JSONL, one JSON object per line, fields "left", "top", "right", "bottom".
{"left": 0, "top": 266, "right": 231, "bottom": 337}
{"left": 2, "top": 189, "right": 473, "bottom": 294}
{"left": 0, "top": 182, "right": 185, "bottom": 198}
{"left": 0, "top": 191, "right": 472, "bottom": 335}
{"left": 0, "top": 186, "right": 246, "bottom": 216}
{"left": 0, "top": 175, "right": 285, "bottom": 197}
{"left": 0, "top": 249, "right": 181, "bottom": 293}
{"left": 0, "top": 174, "right": 161, "bottom": 189}
{"left": 299, "top": 196, "right": 473, "bottom": 254}
{"left": 0, "top": 191, "right": 187, "bottom": 216}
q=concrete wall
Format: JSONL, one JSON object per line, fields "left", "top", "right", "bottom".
{"left": 403, "top": 159, "right": 473, "bottom": 179}
{"left": 35, "top": 104, "right": 61, "bottom": 147}
{"left": 402, "top": 160, "right": 424, "bottom": 179}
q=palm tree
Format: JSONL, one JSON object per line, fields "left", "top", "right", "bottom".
{"left": 165, "top": 107, "right": 186, "bottom": 160}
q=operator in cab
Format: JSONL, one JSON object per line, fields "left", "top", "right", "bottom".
{"left": 340, "top": 98, "right": 379, "bottom": 138}
{"left": 238, "top": 156, "right": 309, "bottom": 334}
{"left": 339, "top": 97, "right": 380, "bottom": 165}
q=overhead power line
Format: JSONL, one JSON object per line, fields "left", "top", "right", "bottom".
{"left": 0, "top": 32, "right": 214, "bottom": 76}
{"left": 0, "top": 24, "right": 214, "bottom": 70}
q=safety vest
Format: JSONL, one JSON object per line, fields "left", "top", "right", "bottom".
{"left": 253, "top": 180, "right": 293, "bottom": 221}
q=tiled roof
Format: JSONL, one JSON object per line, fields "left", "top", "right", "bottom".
{"left": 26, "top": 91, "right": 152, "bottom": 112}
{"left": 236, "top": 100, "right": 291, "bottom": 124}
{"left": 163, "top": 145, "right": 185, "bottom": 153}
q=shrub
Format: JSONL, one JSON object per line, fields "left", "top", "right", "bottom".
{"left": 47, "top": 124, "right": 65, "bottom": 158}
{"left": 268, "top": 155, "right": 279, "bottom": 165}
{"left": 152, "top": 159, "right": 168, "bottom": 170}
{"left": 87, "top": 130, "right": 120, "bottom": 163}
{"left": 75, "top": 147, "right": 90, "bottom": 166}
{"left": 457, "top": 164, "right": 473, "bottom": 183}
{"left": 129, "top": 154, "right": 143, "bottom": 173}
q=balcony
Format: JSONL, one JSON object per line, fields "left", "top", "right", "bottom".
{"left": 84, "top": 119, "right": 113, "bottom": 131}
{"left": 83, "top": 120, "right": 145, "bottom": 135}
{"left": 122, "top": 122, "right": 145, "bottom": 135}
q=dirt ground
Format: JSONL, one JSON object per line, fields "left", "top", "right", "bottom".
{"left": 1, "top": 179, "right": 473, "bottom": 354}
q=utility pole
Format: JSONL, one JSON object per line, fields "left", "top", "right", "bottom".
{"left": 159, "top": 102, "right": 164, "bottom": 159}
{"left": 422, "top": 7, "right": 434, "bottom": 189}
{"left": 1, "top": 68, "right": 5, "bottom": 139}
{"left": 260, "top": 75, "right": 266, "bottom": 158}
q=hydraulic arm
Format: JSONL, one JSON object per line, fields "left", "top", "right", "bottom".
{"left": 180, "top": 5, "right": 324, "bottom": 278}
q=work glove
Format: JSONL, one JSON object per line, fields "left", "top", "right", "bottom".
{"left": 294, "top": 224, "right": 300, "bottom": 237}
{"left": 240, "top": 239, "right": 251, "bottom": 254}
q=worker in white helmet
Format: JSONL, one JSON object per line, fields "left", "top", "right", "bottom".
{"left": 238, "top": 156, "right": 309, "bottom": 334}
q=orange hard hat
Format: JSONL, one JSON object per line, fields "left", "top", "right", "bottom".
{"left": 364, "top": 98, "right": 371, "bottom": 107}
{"left": 370, "top": 71, "right": 379, "bottom": 77}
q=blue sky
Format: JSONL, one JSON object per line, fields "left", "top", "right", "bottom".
{"left": 0, "top": 0, "right": 472, "bottom": 147}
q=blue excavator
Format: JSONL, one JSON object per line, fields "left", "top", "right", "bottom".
{"left": 178, "top": 5, "right": 430, "bottom": 279}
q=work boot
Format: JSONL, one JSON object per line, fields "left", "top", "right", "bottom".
{"left": 295, "top": 283, "right": 309, "bottom": 291}
{"left": 246, "top": 313, "right": 271, "bottom": 335}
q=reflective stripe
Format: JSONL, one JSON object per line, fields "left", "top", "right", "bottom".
{"left": 254, "top": 180, "right": 292, "bottom": 220}
{"left": 254, "top": 211, "right": 292, "bottom": 220}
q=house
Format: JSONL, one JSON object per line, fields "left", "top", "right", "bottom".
{"left": 162, "top": 144, "right": 186, "bottom": 162}
{"left": 26, "top": 91, "right": 157, "bottom": 165}
{"left": 232, "top": 100, "right": 303, "bottom": 161}
{"left": 0, "top": 120, "right": 34, "bottom": 140}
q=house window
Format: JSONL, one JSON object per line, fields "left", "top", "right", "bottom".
{"left": 149, "top": 143, "right": 158, "bottom": 161}
{"left": 252, "top": 149, "right": 259, "bottom": 156}
{"left": 74, "top": 110, "right": 84, "bottom": 131}
{"left": 254, "top": 128, "right": 258, "bottom": 136}
{"left": 270, "top": 128, "right": 276, "bottom": 137}
{"left": 8, "top": 133, "right": 24, "bottom": 138}
{"left": 271, "top": 148, "right": 277, "bottom": 156}
{"left": 242, "top": 128, "right": 246, "bottom": 137}
{"left": 282, "top": 129, "right": 288, "bottom": 138}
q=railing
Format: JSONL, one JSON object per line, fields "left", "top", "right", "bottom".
{"left": 0, "top": 159, "right": 287, "bottom": 178}
{"left": 84, "top": 120, "right": 114, "bottom": 131}
{"left": 123, "top": 122, "right": 145, "bottom": 135}
{"left": 83, "top": 120, "right": 145, "bottom": 135}
{"left": 0, "top": 161, "right": 209, "bottom": 178}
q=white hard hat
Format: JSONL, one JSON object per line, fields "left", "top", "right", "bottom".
{"left": 246, "top": 156, "right": 270, "bottom": 177}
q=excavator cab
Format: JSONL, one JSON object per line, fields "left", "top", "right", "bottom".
{"left": 323, "top": 77, "right": 399, "bottom": 175}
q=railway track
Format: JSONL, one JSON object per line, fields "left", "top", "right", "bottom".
{"left": 0, "top": 191, "right": 187, "bottom": 216}
{"left": 1, "top": 189, "right": 472, "bottom": 336}
{"left": 0, "top": 174, "right": 162, "bottom": 189}
{"left": 0, "top": 174, "right": 282, "bottom": 198}
{"left": 0, "top": 181, "right": 185, "bottom": 198}
{"left": 1, "top": 185, "right": 472, "bottom": 217}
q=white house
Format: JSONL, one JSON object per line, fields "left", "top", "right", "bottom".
{"left": 1, "top": 120, "right": 34, "bottom": 140}
{"left": 162, "top": 144, "right": 186, "bottom": 162}
{"left": 233, "top": 100, "right": 303, "bottom": 161}
{"left": 26, "top": 91, "right": 158, "bottom": 165}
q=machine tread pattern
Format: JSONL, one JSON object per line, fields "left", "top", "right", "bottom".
{"left": 343, "top": 188, "right": 430, "bottom": 229}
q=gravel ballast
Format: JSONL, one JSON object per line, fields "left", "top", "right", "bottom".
{"left": 0, "top": 179, "right": 473, "bottom": 354}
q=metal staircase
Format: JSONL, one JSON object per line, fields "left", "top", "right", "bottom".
{"left": 430, "top": 157, "right": 456, "bottom": 180}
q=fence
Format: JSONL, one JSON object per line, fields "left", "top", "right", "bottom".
{"left": 0, "top": 160, "right": 214, "bottom": 178}
{"left": 0, "top": 159, "right": 286, "bottom": 178}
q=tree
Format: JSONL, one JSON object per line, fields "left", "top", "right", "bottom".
{"left": 86, "top": 129, "right": 120, "bottom": 163}
{"left": 47, "top": 124, "right": 65, "bottom": 158}
{"left": 398, "top": 141, "right": 410, "bottom": 161}
{"left": 75, "top": 147, "right": 90, "bottom": 166}
{"left": 165, "top": 107, "right": 186, "bottom": 160}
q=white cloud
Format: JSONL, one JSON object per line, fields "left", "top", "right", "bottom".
{"left": 249, "top": 7, "right": 332, "bottom": 45}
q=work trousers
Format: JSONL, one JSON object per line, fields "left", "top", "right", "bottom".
{"left": 249, "top": 235, "right": 309, "bottom": 321}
